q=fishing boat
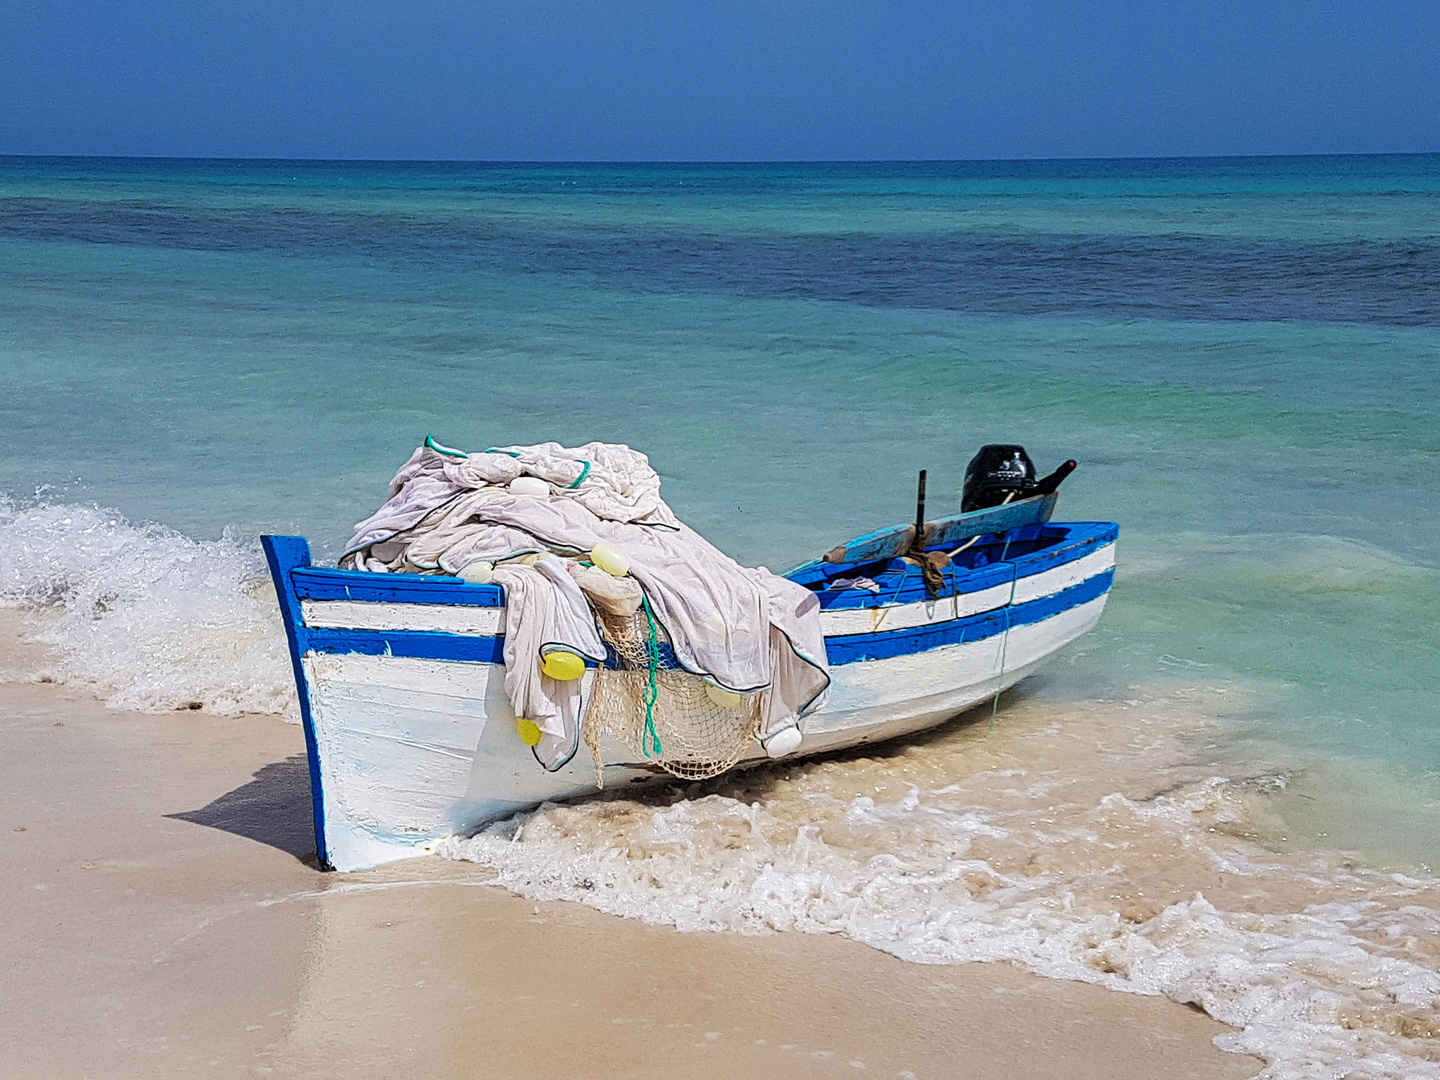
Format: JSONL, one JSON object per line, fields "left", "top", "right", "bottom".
{"left": 262, "top": 450, "right": 1117, "bottom": 871}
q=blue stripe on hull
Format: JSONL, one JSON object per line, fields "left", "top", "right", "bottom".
{"left": 285, "top": 523, "right": 1118, "bottom": 612}
{"left": 303, "top": 627, "right": 684, "bottom": 671}
{"left": 292, "top": 567, "right": 503, "bottom": 606}
{"left": 297, "top": 567, "right": 1114, "bottom": 668}
{"left": 821, "top": 568, "right": 1113, "bottom": 665}
{"left": 305, "top": 626, "right": 508, "bottom": 664}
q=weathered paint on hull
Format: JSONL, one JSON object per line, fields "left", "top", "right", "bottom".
{"left": 287, "top": 546, "right": 1114, "bottom": 872}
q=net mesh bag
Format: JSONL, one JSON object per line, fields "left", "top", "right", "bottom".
{"left": 583, "top": 604, "right": 764, "bottom": 784}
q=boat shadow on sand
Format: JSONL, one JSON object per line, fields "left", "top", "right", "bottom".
{"left": 168, "top": 754, "right": 320, "bottom": 866}
{"left": 166, "top": 689, "right": 1033, "bottom": 869}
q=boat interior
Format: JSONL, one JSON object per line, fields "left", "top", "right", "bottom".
{"left": 786, "top": 521, "right": 1114, "bottom": 609}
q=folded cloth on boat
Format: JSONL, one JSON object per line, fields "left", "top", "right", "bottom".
{"left": 345, "top": 438, "right": 679, "bottom": 557}
{"left": 490, "top": 558, "right": 608, "bottom": 765}
{"left": 340, "top": 439, "right": 831, "bottom": 768}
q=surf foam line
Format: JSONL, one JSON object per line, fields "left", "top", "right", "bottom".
{"left": 438, "top": 694, "right": 1440, "bottom": 1080}
{"left": 0, "top": 496, "right": 296, "bottom": 717}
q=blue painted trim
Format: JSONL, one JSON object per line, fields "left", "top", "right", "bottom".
{"left": 794, "top": 522, "right": 1118, "bottom": 610}
{"left": 308, "top": 523, "right": 1116, "bottom": 612}
{"left": 260, "top": 535, "right": 332, "bottom": 871}
{"left": 307, "top": 627, "right": 509, "bottom": 665}
{"left": 290, "top": 569, "right": 1112, "bottom": 669}
{"left": 304, "top": 626, "right": 687, "bottom": 671}
{"left": 822, "top": 568, "right": 1114, "bottom": 665}
{"left": 292, "top": 567, "right": 506, "bottom": 606}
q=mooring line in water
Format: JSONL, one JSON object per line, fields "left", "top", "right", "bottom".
{"left": 990, "top": 561, "right": 1018, "bottom": 733}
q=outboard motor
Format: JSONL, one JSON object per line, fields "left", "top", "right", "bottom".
{"left": 962, "top": 445, "right": 1037, "bottom": 512}
{"left": 962, "top": 445, "right": 1077, "bottom": 513}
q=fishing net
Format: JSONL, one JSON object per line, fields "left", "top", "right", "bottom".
{"left": 583, "top": 602, "right": 764, "bottom": 784}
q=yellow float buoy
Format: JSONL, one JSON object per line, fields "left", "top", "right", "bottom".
{"left": 516, "top": 718, "right": 543, "bottom": 746}
{"left": 540, "top": 650, "right": 585, "bottom": 681}
{"left": 705, "top": 683, "right": 743, "bottom": 709}
{"left": 590, "top": 542, "right": 631, "bottom": 577}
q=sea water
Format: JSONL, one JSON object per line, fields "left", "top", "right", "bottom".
{"left": 2, "top": 155, "right": 1438, "bottom": 1077}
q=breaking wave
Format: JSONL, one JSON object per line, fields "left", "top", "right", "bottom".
{"left": 0, "top": 495, "right": 296, "bottom": 716}
{"left": 439, "top": 694, "right": 1440, "bottom": 1080}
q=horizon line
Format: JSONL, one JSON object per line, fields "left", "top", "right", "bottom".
{"left": 3, "top": 150, "right": 1438, "bottom": 167}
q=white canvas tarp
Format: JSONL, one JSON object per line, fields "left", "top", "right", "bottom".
{"left": 342, "top": 439, "right": 829, "bottom": 768}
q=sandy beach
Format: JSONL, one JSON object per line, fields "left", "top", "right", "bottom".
{"left": 0, "top": 675, "right": 1259, "bottom": 1080}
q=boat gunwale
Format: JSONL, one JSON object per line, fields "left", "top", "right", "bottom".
{"left": 285, "top": 521, "right": 1119, "bottom": 611}
{"left": 274, "top": 522, "right": 1118, "bottom": 673}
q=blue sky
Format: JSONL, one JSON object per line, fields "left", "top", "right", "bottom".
{"left": 1, "top": 0, "right": 1435, "bottom": 160}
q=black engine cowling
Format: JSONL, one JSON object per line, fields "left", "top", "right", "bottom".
{"left": 962, "top": 445, "right": 1037, "bottom": 513}
{"left": 961, "top": 445, "right": 1077, "bottom": 513}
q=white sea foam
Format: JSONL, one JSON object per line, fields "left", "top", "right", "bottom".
{"left": 8, "top": 497, "right": 1440, "bottom": 1077}
{"left": 0, "top": 496, "right": 296, "bottom": 716}
{"left": 439, "top": 696, "right": 1440, "bottom": 1080}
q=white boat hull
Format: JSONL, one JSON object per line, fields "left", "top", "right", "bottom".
{"left": 263, "top": 525, "right": 1116, "bottom": 871}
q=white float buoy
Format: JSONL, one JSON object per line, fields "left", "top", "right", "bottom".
{"left": 764, "top": 726, "right": 803, "bottom": 758}
{"left": 509, "top": 475, "right": 550, "bottom": 497}
{"left": 458, "top": 560, "right": 494, "bottom": 584}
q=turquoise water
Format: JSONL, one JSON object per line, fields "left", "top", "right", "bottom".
{"left": 2, "top": 155, "right": 1438, "bottom": 863}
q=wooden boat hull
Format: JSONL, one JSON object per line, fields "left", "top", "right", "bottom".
{"left": 263, "top": 521, "right": 1117, "bottom": 871}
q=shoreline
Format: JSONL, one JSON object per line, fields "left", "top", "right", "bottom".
{"left": 0, "top": 679, "right": 1259, "bottom": 1079}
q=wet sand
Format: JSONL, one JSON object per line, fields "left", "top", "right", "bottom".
{"left": 0, "top": 680, "right": 1259, "bottom": 1079}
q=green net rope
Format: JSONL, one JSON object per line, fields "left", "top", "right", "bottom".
{"left": 640, "top": 595, "right": 663, "bottom": 758}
